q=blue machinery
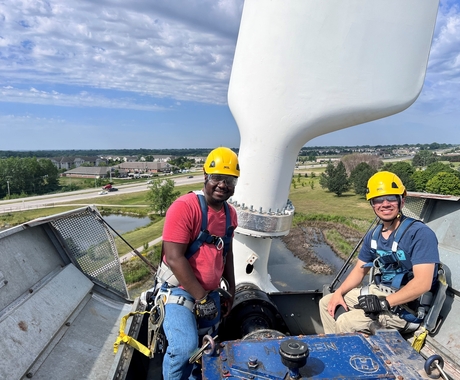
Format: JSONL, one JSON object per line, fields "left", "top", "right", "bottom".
{"left": 202, "top": 330, "right": 435, "bottom": 379}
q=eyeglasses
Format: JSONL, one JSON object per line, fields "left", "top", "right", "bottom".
{"left": 370, "top": 195, "right": 400, "bottom": 206}
{"left": 207, "top": 174, "right": 238, "bottom": 187}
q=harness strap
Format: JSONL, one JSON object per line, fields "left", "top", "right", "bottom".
{"left": 367, "top": 217, "right": 432, "bottom": 323}
{"left": 370, "top": 217, "right": 418, "bottom": 273}
{"left": 165, "top": 294, "right": 195, "bottom": 312}
{"left": 156, "top": 261, "right": 180, "bottom": 287}
{"left": 185, "top": 192, "right": 232, "bottom": 260}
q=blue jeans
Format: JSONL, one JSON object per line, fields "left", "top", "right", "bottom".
{"left": 162, "top": 287, "right": 221, "bottom": 380}
{"left": 162, "top": 287, "right": 198, "bottom": 380}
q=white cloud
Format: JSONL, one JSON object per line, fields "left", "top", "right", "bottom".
{"left": 0, "top": 85, "right": 169, "bottom": 110}
{"left": 419, "top": 1, "right": 460, "bottom": 113}
{"left": 0, "top": 0, "right": 243, "bottom": 106}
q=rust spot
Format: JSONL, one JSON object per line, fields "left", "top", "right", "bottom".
{"left": 18, "top": 321, "right": 28, "bottom": 331}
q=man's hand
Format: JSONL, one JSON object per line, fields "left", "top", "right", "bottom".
{"left": 195, "top": 294, "right": 219, "bottom": 320}
{"left": 357, "top": 295, "right": 390, "bottom": 314}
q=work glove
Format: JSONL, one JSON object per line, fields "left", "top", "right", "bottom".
{"left": 357, "top": 295, "right": 390, "bottom": 314}
{"left": 195, "top": 294, "right": 219, "bottom": 320}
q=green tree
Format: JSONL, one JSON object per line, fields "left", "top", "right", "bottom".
{"left": 425, "top": 172, "right": 460, "bottom": 196}
{"left": 319, "top": 162, "right": 335, "bottom": 189}
{"left": 325, "top": 161, "right": 350, "bottom": 196}
{"left": 411, "top": 170, "right": 431, "bottom": 192}
{"left": 412, "top": 150, "right": 438, "bottom": 168}
{"left": 412, "top": 162, "right": 457, "bottom": 192}
{"left": 146, "top": 178, "right": 180, "bottom": 216}
{"left": 38, "top": 159, "right": 60, "bottom": 193}
{"left": 349, "top": 162, "right": 376, "bottom": 196}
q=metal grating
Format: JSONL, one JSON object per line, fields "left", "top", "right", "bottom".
{"left": 403, "top": 196, "right": 427, "bottom": 220}
{"left": 50, "top": 207, "right": 129, "bottom": 299}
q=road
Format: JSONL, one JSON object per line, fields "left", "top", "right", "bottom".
{"left": 0, "top": 175, "right": 202, "bottom": 214}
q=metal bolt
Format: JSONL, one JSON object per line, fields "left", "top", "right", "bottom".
{"left": 248, "top": 356, "right": 258, "bottom": 368}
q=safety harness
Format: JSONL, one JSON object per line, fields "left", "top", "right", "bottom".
{"left": 155, "top": 190, "right": 234, "bottom": 288}
{"left": 364, "top": 217, "right": 437, "bottom": 324}
{"left": 370, "top": 217, "right": 418, "bottom": 291}
{"left": 114, "top": 191, "right": 234, "bottom": 358}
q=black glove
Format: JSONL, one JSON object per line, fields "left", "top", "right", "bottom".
{"left": 357, "top": 295, "right": 390, "bottom": 314}
{"left": 195, "top": 294, "right": 218, "bottom": 320}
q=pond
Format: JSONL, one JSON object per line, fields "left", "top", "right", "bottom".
{"left": 268, "top": 237, "right": 350, "bottom": 292}
{"left": 103, "top": 214, "right": 151, "bottom": 234}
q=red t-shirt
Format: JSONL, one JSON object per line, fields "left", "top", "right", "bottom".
{"left": 162, "top": 192, "right": 238, "bottom": 291}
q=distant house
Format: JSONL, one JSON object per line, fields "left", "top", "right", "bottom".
{"left": 115, "top": 161, "right": 170, "bottom": 174}
{"left": 123, "top": 156, "right": 138, "bottom": 163}
{"left": 63, "top": 166, "right": 111, "bottom": 179}
{"left": 50, "top": 156, "right": 107, "bottom": 170}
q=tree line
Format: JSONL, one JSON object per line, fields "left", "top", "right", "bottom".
{"left": 320, "top": 150, "right": 460, "bottom": 197}
{"left": 0, "top": 157, "right": 60, "bottom": 199}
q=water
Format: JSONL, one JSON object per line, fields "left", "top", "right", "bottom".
{"left": 102, "top": 214, "right": 151, "bottom": 234}
{"left": 268, "top": 237, "right": 350, "bottom": 292}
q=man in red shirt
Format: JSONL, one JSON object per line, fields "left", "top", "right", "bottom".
{"left": 159, "top": 147, "right": 239, "bottom": 379}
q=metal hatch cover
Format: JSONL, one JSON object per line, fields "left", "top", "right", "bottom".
{"left": 202, "top": 330, "right": 429, "bottom": 379}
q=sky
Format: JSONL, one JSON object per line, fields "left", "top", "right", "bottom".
{"left": 0, "top": 0, "right": 459, "bottom": 151}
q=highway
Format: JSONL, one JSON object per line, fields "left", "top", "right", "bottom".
{"left": 0, "top": 175, "right": 203, "bottom": 214}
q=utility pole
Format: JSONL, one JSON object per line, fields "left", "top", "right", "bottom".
{"left": 7, "top": 180, "right": 10, "bottom": 199}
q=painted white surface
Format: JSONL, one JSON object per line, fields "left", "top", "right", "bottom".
{"left": 229, "top": 0, "right": 439, "bottom": 290}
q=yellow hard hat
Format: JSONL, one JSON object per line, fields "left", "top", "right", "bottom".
{"left": 366, "top": 171, "right": 406, "bottom": 201}
{"left": 204, "top": 147, "right": 240, "bottom": 177}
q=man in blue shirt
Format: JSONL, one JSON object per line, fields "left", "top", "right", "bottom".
{"left": 319, "top": 171, "right": 440, "bottom": 334}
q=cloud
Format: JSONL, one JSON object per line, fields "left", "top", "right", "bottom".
{"left": 419, "top": 1, "right": 460, "bottom": 113}
{"left": 0, "top": 0, "right": 459, "bottom": 150}
{"left": 0, "top": 85, "right": 170, "bottom": 110}
{"left": 0, "top": 0, "right": 244, "bottom": 105}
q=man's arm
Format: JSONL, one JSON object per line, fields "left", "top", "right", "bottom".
{"left": 386, "top": 263, "right": 436, "bottom": 307}
{"left": 163, "top": 241, "right": 207, "bottom": 301}
{"left": 326, "top": 259, "right": 369, "bottom": 316}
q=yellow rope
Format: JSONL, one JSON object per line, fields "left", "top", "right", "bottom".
{"left": 411, "top": 327, "right": 428, "bottom": 352}
{"left": 114, "top": 311, "right": 152, "bottom": 357}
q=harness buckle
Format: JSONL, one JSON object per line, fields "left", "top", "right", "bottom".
{"left": 176, "top": 296, "right": 186, "bottom": 306}
{"left": 215, "top": 237, "right": 224, "bottom": 250}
